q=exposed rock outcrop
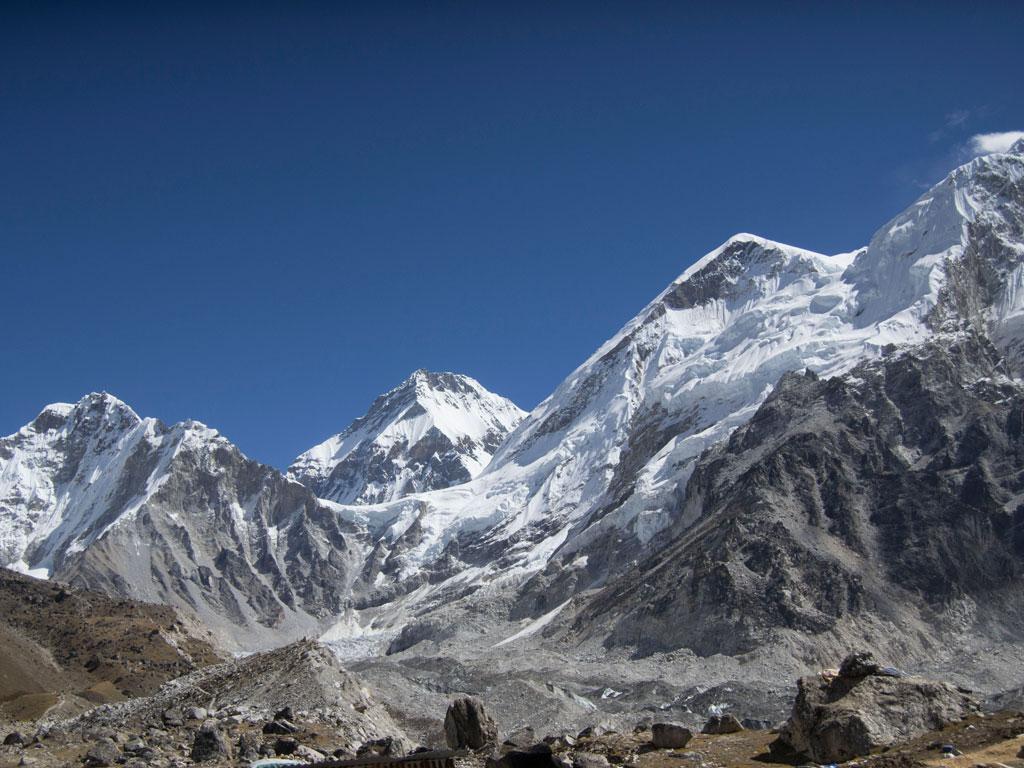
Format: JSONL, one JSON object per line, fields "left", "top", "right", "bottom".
{"left": 190, "top": 720, "right": 232, "bottom": 763}
{"left": 772, "top": 653, "right": 981, "bottom": 763}
{"left": 445, "top": 696, "right": 498, "bottom": 750}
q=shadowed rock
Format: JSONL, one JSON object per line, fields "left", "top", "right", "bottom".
{"left": 445, "top": 696, "right": 498, "bottom": 750}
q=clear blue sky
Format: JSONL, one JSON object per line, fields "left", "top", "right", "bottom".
{"left": 3, "top": 2, "right": 1022, "bottom": 468}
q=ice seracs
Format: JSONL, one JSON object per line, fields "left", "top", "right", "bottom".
{"left": 288, "top": 370, "right": 524, "bottom": 505}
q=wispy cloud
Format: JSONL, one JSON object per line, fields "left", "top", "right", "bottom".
{"left": 969, "top": 131, "right": 1024, "bottom": 155}
{"left": 945, "top": 109, "right": 970, "bottom": 128}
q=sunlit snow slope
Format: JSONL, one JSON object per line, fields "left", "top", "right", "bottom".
{"left": 288, "top": 370, "right": 525, "bottom": 505}
{"left": 322, "top": 140, "right": 1024, "bottom": 638}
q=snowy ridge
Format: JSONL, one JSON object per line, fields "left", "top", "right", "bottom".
{"left": 0, "top": 393, "right": 246, "bottom": 578}
{"left": 2, "top": 142, "right": 1023, "bottom": 654}
{"left": 288, "top": 370, "right": 524, "bottom": 505}
{"left": 0, "top": 392, "right": 367, "bottom": 650}
{"left": 319, "top": 141, "right": 1024, "bottom": 646}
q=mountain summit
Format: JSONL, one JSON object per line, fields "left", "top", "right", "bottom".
{"left": 288, "top": 370, "right": 525, "bottom": 505}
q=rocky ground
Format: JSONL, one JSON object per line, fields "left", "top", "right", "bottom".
{"left": 0, "top": 569, "right": 221, "bottom": 722}
{"left": 1, "top": 650, "right": 1022, "bottom": 768}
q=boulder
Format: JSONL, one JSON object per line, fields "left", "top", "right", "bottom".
{"left": 122, "top": 738, "right": 146, "bottom": 754}
{"left": 702, "top": 714, "right": 744, "bottom": 734}
{"left": 651, "top": 723, "right": 692, "bottom": 749}
{"left": 190, "top": 720, "right": 232, "bottom": 763}
{"left": 771, "top": 652, "right": 981, "bottom": 764}
{"left": 573, "top": 752, "right": 610, "bottom": 768}
{"left": 295, "top": 744, "right": 327, "bottom": 762}
{"left": 237, "top": 733, "right": 261, "bottom": 762}
{"left": 275, "top": 706, "right": 295, "bottom": 722}
{"left": 444, "top": 696, "right": 498, "bottom": 750}
{"left": 184, "top": 706, "right": 207, "bottom": 721}
{"left": 83, "top": 738, "right": 120, "bottom": 767}
{"left": 358, "top": 736, "right": 412, "bottom": 757}
{"left": 160, "top": 708, "right": 183, "bottom": 728}
{"left": 275, "top": 738, "right": 299, "bottom": 756}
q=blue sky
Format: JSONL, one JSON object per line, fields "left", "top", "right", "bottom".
{"left": 2, "top": 2, "right": 1022, "bottom": 468}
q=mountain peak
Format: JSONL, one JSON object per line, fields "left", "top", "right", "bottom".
{"left": 25, "top": 392, "right": 140, "bottom": 437}
{"left": 288, "top": 372, "right": 524, "bottom": 505}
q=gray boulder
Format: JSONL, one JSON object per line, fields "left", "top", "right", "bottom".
{"left": 772, "top": 652, "right": 980, "bottom": 763}
{"left": 651, "top": 723, "right": 693, "bottom": 749}
{"left": 160, "top": 708, "right": 184, "bottom": 728}
{"left": 83, "top": 738, "right": 119, "bottom": 767}
{"left": 190, "top": 720, "right": 232, "bottom": 763}
{"left": 444, "top": 696, "right": 498, "bottom": 750}
{"left": 702, "top": 714, "right": 744, "bottom": 734}
{"left": 572, "top": 753, "right": 610, "bottom": 768}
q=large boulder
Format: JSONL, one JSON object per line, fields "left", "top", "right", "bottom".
{"left": 444, "top": 696, "right": 498, "bottom": 750}
{"left": 83, "top": 739, "right": 120, "bottom": 767}
{"left": 703, "top": 714, "right": 744, "bottom": 734}
{"left": 651, "top": 723, "right": 693, "bottom": 749}
{"left": 190, "top": 720, "right": 233, "bottom": 763}
{"left": 772, "top": 652, "right": 980, "bottom": 763}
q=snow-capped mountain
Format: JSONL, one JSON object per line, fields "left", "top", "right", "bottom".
{"left": 322, "top": 139, "right": 1024, "bottom": 641}
{"left": 288, "top": 370, "right": 525, "bottom": 505}
{"left": 2, "top": 140, "right": 1023, "bottom": 665}
{"left": 0, "top": 393, "right": 365, "bottom": 650}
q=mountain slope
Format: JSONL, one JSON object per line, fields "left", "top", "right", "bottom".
{"left": 322, "top": 139, "right": 1024, "bottom": 645}
{"left": 0, "top": 393, "right": 367, "bottom": 651}
{"left": 289, "top": 370, "right": 524, "bottom": 505}
{"left": 566, "top": 333, "right": 1024, "bottom": 658}
{"left": 0, "top": 568, "right": 221, "bottom": 720}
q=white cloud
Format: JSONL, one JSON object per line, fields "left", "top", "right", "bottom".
{"left": 969, "top": 131, "right": 1024, "bottom": 155}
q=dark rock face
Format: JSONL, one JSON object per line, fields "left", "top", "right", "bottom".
{"left": 574, "top": 335, "right": 1024, "bottom": 656}
{"left": 651, "top": 723, "right": 692, "bottom": 749}
{"left": 444, "top": 696, "right": 499, "bottom": 750}
{"left": 190, "top": 720, "right": 232, "bottom": 763}
{"left": 771, "top": 653, "right": 980, "bottom": 763}
{"left": 386, "top": 618, "right": 456, "bottom": 655}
